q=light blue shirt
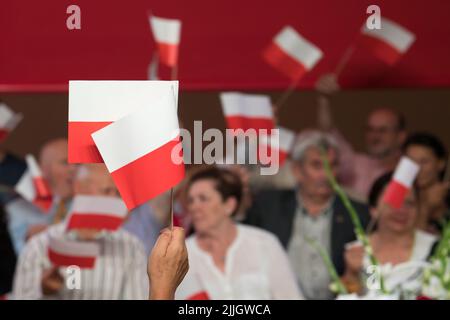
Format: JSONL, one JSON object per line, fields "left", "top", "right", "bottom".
{"left": 122, "top": 204, "right": 162, "bottom": 256}
{"left": 6, "top": 198, "right": 59, "bottom": 255}
{"left": 7, "top": 198, "right": 161, "bottom": 257}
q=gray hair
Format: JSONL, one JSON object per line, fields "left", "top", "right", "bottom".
{"left": 291, "top": 130, "right": 339, "bottom": 162}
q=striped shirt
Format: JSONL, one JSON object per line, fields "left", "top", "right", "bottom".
{"left": 12, "top": 223, "right": 148, "bottom": 300}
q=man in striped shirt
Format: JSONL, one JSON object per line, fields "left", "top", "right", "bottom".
{"left": 12, "top": 164, "right": 148, "bottom": 300}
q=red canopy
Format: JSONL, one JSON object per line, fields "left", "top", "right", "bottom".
{"left": 1, "top": 0, "right": 449, "bottom": 92}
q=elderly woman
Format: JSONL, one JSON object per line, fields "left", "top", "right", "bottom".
{"left": 175, "top": 167, "right": 302, "bottom": 300}
{"left": 403, "top": 133, "right": 449, "bottom": 234}
{"left": 341, "top": 172, "right": 438, "bottom": 294}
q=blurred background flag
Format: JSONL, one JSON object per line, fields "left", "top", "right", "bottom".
{"left": 359, "top": 17, "right": 416, "bottom": 65}
{"left": 149, "top": 15, "right": 182, "bottom": 68}
{"left": 0, "top": 102, "right": 22, "bottom": 143}
{"left": 48, "top": 237, "right": 100, "bottom": 269}
{"left": 15, "top": 154, "right": 53, "bottom": 212}
{"left": 220, "top": 92, "right": 274, "bottom": 132}
{"left": 258, "top": 126, "right": 296, "bottom": 167}
{"left": 263, "top": 26, "right": 323, "bottom": 81}
{"left": 66, "top": 195, "right": 128, "bottom": 232}
{"left": 382, "top": 156, "right": 420, "bottom": 209}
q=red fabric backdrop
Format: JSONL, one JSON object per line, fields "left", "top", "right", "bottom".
{"left": 1, "top": 0, "right": 450, "bottom": 92}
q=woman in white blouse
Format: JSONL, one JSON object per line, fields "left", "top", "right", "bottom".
{"left": 341, "top": 172, "right": 438, "bottom": 294}
{"left": 175, "top": 167, "right": 303, "bottom": 300}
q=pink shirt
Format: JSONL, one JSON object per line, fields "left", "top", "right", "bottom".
{"left": 332, "top": 129, "right": 389, "bottom": 201}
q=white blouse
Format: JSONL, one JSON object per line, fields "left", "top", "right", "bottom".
{"left": 175, "top": 224, "right": 303, "bottom": 300}
{"left": 358, "top": 230, "right": 437, "bottom": 292}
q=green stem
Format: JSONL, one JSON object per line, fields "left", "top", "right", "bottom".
{"left": 321, "top": 149, "right": 387, "bottom": 294}
{"left": 429, "top": 219, "right": 450, "bottom": 291}
{"left": 305, "top": 236, "right": 348, "bottom": 295}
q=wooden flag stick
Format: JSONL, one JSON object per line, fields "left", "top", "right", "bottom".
{"left": 169, "top": 187, "right": 174, "bottom": 230}
{"left": 148, "top": 51, "right": 159, "bottom": 80}
{"left": 273, "top": 80, "right": 299, "bottom": 113}
{"left": 334, "top": 45, "right": 355, "bottom": 77}
{"left": 169, "top": 60, "right": 178, "bottom": 230}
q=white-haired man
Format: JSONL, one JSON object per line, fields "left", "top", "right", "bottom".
{"left": 245, "top": 131, "right": 370, "bottom": 300}
{"left": 12, "top": 164, "right": 148, "bottom": 300}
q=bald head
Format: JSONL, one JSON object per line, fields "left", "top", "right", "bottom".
{"left": 368, "top": 108, "right": 405, "bottom": 131}
{"left": 39, "top": 138, "right": 68, "bottom": 168}
{"left": 365, "top": 108, "right": 407, "bottom": 158}
{"left": 74, "top": 164, "right": 119, "bottom": 197}
{"left": 39, "top": 138, "right": 76, "bottom": 200}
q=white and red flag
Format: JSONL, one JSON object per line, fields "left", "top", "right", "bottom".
{"left": 220, "top": 92, "right": 274, "bottom": 133}
{"left": 149, "top": 15, "right": 181, "bottom": 67}
{"left": 263, "top": 26, "right": 323, "bottom": 81}
{"left": 258, "top": 127, "right": 296, "bottom": 167}
{"left": 0, "top": 102, "right": 22, "bottom": 143}
{"left": 15, "top": 154, "right": 53, "bottom": 212}
{"left": 48, "top": 237, "right": 100, "bottom": 269}
{"left": 66, "top": 195, "right": 128, "bottom": 231}
{"left": 91, "top": 87, "right": 185, "bottom": 210}
{"left": 382, "top": 157, "right": 420, "bottom": 209}
{"left": 360, "top": 17, "right": 415, "bottom": 65}
{"left": 68, "top": 80, "right": 178, "bottom": 163}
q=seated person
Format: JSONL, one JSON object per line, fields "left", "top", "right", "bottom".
{"left": 7, "top": 138, "right": 76, "bottom": 254}
{"left": 403, "top": 132, "right": 450, "bottom": 234}
{"left": 245, "top": 132, "right": 370, "bottom": 299}
{"left": 176, "top": 167, "right": 302, "bottom": 300}
{"left": 12, "top": 164, "right": 148, "bottom": 300}
{"left": 341, "top": 172, "right": 438, "bottom": 294}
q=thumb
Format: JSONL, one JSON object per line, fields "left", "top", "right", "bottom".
{"left": 169, "top": 227, "right": 186, "bottom": 249}
{"left": 152, "top": 230, "right": 172, "bottom": 257}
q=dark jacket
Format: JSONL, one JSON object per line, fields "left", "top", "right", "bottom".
{"left": 0, "top": 205, "right": 16, "bottom": 295}
{"left": 244, "top": 189, "right": 370, "bottom": 275}
{"left": 0, "top": 153, "right": 27, "bottom": 205}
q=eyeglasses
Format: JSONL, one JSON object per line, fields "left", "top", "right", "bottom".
{"left": 365, "top": 126, "right": 400, "bottom": 135}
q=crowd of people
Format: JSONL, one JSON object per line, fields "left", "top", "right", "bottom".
{"left": 0, "top": 76, "right": 448, "bottom": 300}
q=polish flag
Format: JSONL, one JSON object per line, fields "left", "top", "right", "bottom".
{"left": 48, "top": 237, "right": 100, "bottom": 269}
{"left": 258, "top": 127, "right": 296, "bottom": 166}
{"left": 66, "top": 195, "right": 128, "bottom": 231}
{"left": 220, "top": 92, "right": 274, "bottom": 133}
{"left": 360, "top": 17, "right": 415, "bottom": 65}
{"left": 91, "top": 87, "right": 185, "bottom": 210}
{"left": 0, "top": 103, "right": 22, "bottom": 143}
{"left": 149, "top": 15, "right": 181, "bottom": 67}
{"left": 68, "top": 80, "right": 178, "bottom": 163}
{"left": 15, "top": 155, "right": 53, "bottom": 212}
{"left": 263, "top": 26, "right": 323, "bottom": 81}
{"left": 383, "top": 157, "right": 420, "bottom": 209}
